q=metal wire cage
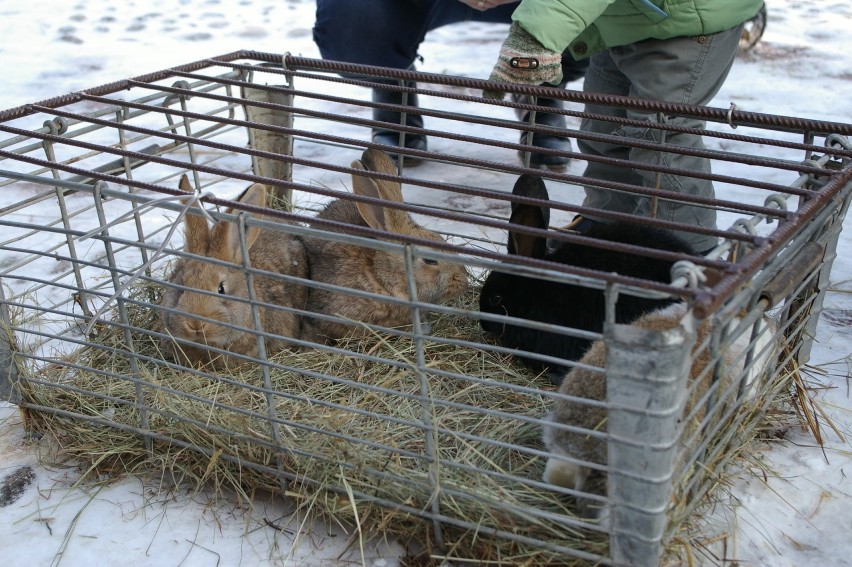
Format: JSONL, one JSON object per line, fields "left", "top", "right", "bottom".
{"left": 1, "top": 51, "right": 851, "bottom": 566}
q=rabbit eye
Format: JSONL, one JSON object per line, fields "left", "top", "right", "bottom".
{"left": 488, "top": 293, "right": 502, "bottom": 306}
{"left": 422, "top": 258, "right": 438, "bottom": 265}
{"left": 217, "top": 282, "right": 226, "bottom": 295}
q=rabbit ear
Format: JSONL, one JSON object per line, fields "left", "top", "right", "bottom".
{"left": 211, "top": 183, "right": 267, "bottom": 262}
{"left": 351, "top": 149, "right": 407, "bottom": 232}
{"left": 508, "top": 174, "right": 550, "bottom": 259}
{"left": 179, "top": 174, "right": 210, "bottom": 255}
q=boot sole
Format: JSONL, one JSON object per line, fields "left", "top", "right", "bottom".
{"left": 535, "top": 162, "right": 568, "bottom": 173}
{"left": 387, "top": 152, "right": 424, "bottom": 168}
{"left": 517, "top": 151, "right": 569, "bottom": 173}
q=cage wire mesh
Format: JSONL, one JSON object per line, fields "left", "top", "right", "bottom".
{"left": 1, "top": 51, "right": 851, "bottom": 566}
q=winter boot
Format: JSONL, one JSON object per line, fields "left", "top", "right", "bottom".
{"left": 514, "top": 93, "right": 572, "bottom": 172}
{"left": 371, "top": 81, "right": 427, "bottom": 167}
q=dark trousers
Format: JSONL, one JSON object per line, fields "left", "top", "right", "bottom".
{"left": 313, "top": 0, "right": 587, "bottom": 82}
{"left": 579, "top": 25, "right": 745, "bottom": 250}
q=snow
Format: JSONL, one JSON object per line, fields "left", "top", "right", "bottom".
{"left": 1, "top": 0, "right": 851, "bottom": 565}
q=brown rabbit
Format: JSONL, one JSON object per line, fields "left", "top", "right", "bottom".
{"left": 541, "top": 302, "right": 776, "bottom": 519}
{"left": 159, "top": 175, "right": 309, "bottom": 368}
{"left": 300, "top": 149, "right": 469, "bottom": 343}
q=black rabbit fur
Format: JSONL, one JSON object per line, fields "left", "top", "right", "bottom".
{"left": 479, "top": 174, "right": 695, "bottom": 383}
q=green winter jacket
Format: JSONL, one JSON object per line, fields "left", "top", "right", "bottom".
{"left": 512, "top": 0, "right": 764, "bottom": 59}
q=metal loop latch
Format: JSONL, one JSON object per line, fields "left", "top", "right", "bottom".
{"left": 727, "top": 102, "right": 739, "bottom": 129}
{"left": 827, "top": 133, "right": 851, "bottom": 151}
{"left": 733, "top": 218, "right": 758, "bottom": 236}
{"left": 671, "top": 260, "right": 707, "bottom": 289}
{"left": 42, "top": 116, "right": 69, "bottom": 135}
{"left": 163, "top": 80, "right": 192, "bottom": 107}
{"left": 763, "top": 194, "right": 788, "bottom": 217}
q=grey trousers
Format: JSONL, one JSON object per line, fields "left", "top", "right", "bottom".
{"left": 578, "top": 24, "right": 744, "bottom": 252}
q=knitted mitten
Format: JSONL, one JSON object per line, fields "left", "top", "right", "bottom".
{"left": 484, "top": 22, "right": 563, "bottom": 100}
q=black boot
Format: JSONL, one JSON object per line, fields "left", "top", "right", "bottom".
{"left": 513, "top": 50, "right": 588, "bottom": 173}
{"left": 514, "top": 93, "right": 572, "bottom": 172}
{"left": 371, "top": 83, "right": 428, "bottom": 166}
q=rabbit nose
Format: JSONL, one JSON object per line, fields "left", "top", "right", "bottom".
{"left": 183, "top": 317, "right": 208, "bottom": 338}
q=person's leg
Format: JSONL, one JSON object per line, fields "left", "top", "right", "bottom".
{"left": 579, "top": 25, "right": 744, "bottom": 252}
{"left": 576, "top": 51, "right": 641, "bottom": 209}
{"left": 426, "top": 2, "right": 587, "bottom": 171}
{"left": 516, "top": 52, "right": 589, "bottom": 172}
{"left": 312, "top": 1, "right": 488, "bottom": 162}
{"left": 313, "top": 1, "right": 588, "bottom": 167}
{"left": 314, "top": 0, "right": 520, "bottom": 75}
{"left": 313, "top": 0, "right": 433, "bottom": 161}
{"left": 314, "top": 0, "right": 427, "bottom": 68}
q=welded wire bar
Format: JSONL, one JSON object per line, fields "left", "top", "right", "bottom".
{"left": 108, "top": 78, "right": 830, "bottom": 199}
{"left": 3, "top": 89, "right": 824, "bottom": 264}
{"left": 167, "top": 65, "right": 852, "bottom": 196}
{"left": 17, "top": 396, "right": 609, "bottom": 564}
{"left": 0, "top": 146, "right": 727, "bottom": 311}
{"left": 10, "top": 342, "right": 604, "bottom": 535}
{"left": 19, "top": 96, "right": 804, "bottom": 224}
{"left": 0, "top": 49, "right": 847, "bottom": 141}
{"left": 3, "top": 95, "right": 848, "bottom": 320}
{"left": 278, "top": 54, "right": 852, "bottom": 138}
{"left": 3, "top": 77, "right": 836, "bottom": 209}
{"left": 92, "top": 181, "right": 151, "bottom": 451}
{"left": 198, "top": 61, "right": 852, "bottom": 173}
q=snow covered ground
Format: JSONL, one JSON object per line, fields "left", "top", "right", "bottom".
{"left": 1, "top": 0, "right": 851, "bottom": 565}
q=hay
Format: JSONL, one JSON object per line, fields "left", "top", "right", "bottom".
{"left": 662, "top": 320, "right": 812, "bottom": 563}
{"left": 19, "top": 283, "right": 606, "bottom": 565}
{"left": 15, "top": 281, "right": 802, "bottom": 565}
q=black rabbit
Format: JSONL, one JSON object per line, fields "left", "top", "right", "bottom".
{"left": 479, "top": 174, "right": 695, "bottom": 383}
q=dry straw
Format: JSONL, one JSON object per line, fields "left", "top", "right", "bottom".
{"left": 16, "top": 281, "right": 804, "bottom": 565}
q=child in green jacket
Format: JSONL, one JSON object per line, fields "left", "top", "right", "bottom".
{"left": 486, "top": 0, "right": 765, "bottom": 254}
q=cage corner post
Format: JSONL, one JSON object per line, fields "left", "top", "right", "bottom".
{"left": 791, "top": 162, "right": 852, "bottom": 365}
{"left": 241, "top": 64, "right": 295, "bottom": 211}
{"left": 604, "top": 315, "right": 696, "bottom": 566}
{"left": 0, "top": 286, "right": 22, "bottom": 406}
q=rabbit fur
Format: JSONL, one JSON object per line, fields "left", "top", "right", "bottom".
{"left": 479, "top": 174, "right": 695, "bottom": 382}
{"left": 541, "top": 302, "right": 777, "bottom": 519}
{"left": 159, "top": 175, "right": 309, "bottom": 368}
{"left": 300, "top": 148, "right": 469, "bottom": 343}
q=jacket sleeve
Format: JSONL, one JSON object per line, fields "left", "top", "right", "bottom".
{"left": 511, "top": 0, "right": 617, "bottom": 53}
